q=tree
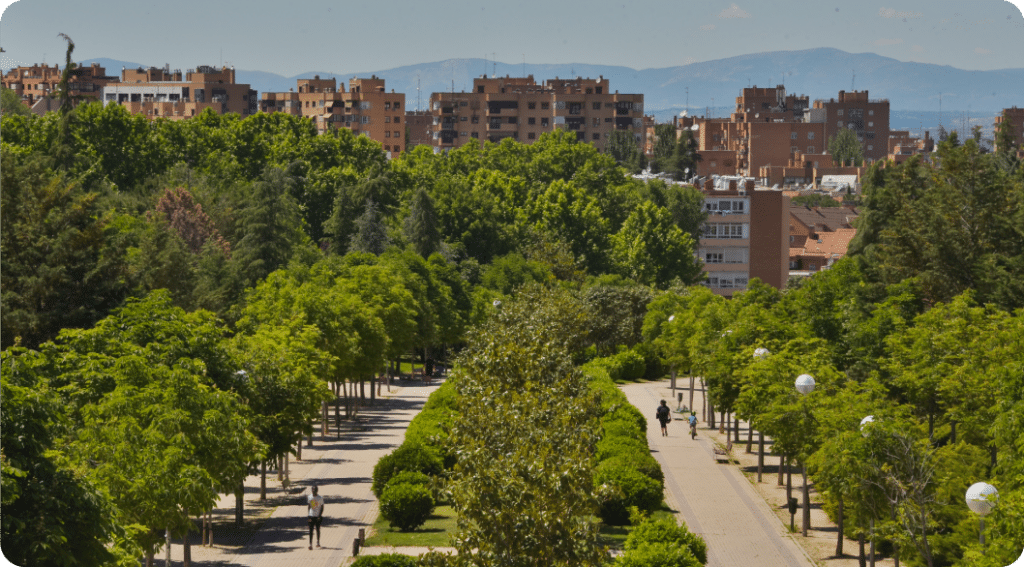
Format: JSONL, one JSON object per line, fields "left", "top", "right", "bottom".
{"left": 1, "top": 86, "right": 31, "bottom": 117}
{"left": 0, "top": 150, "right": 128, "bottom": 349}
{"left": 671, "top": 127, "right": 702, "bottom": 181}
{"left": 232, "top": 167, "right": 305, "bottom": 287}
{"left": 994, "top": 109, "right": 1019, "bottom": 157}
{"left": 828, "top": 127, "right": 864, "bottom": 167}
{"left": 612, "top": 202, "right": 703, "bottom": 288}
{"left": 403, "top": 187, "right": 441, "bottom": 258}
{"left": 607, "top": 129, "right": 646, "bottom": 173}
{"left": 349, "top": 199, "right": 390, "bottom": 255}
{"left": 650, "top": 124, "right": 677, "bottom": 174}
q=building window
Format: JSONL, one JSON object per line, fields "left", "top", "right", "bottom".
{"left": 385, "top": 131, "right": 391, "bottom": 137}
{"left": 460, "top": 101, "right": 467, "bottom": 106}
{"left": 471, "top": 116, "right": 479, "bottom": 124}
{"left": 792, "top": 146, "right": 798, "bottom": 152}
{"left": 471, "top": 132, "right": 479, "bottom": 138}
{"left": 593, "top": 133, "right": 600, "bottom": 140}
{"left": 541, "top": 102, "right": 549, "bottom": 110}
{"left": 394, "top": 145, "right": 401, "bottom": 152}
{"left": 867, "top": 145, "right": 873, "bottom": 151}
{"left": 593, "top": 102, "right": 601, "bottom": 110}
{"left": 868, "top": 121, "right": 873, "bottom": 127}
{"left": 541, "top": 117, "right": 549, "bottom": 126}
{"left": 837, "top": 109, "right": 844, "bottom": 116}
{"left": 605, "top": 117, "right": 612, "bottom": 123}
{"left": 385, "top": 116, "right": 391, "bottom": 123}
{"left": 791, "top": 132, "right": 797, "bottom": 139}
{"left": 808, "top": 146, "right": 814, "bottom": 153}
{"left": 526, "top": 117, "right": 534, "bottom": 125}
{"left": 508, "top": 117, "right": 517, "bottom": 124}
{"left": 394, "top": 116, "right": 400, "bottom": 124}
{"left": 461, "top": 116, "right": 468, "bottom": 121}
{"left": 394, "top": 102, "right": 400, "bottom": 110}
{"left": 528, "top": 102, "right": 536, "bottom": 109}
{"left": 460, "top": 132, "right": 467, "bottom": 136}
{"left": 807, "top": 132, "right": 814, "bottom": 139}
{"left": 528, "top": 132, "right": 536, "bottom": 139}
{"left": 385, "top": 145, "right": 390, "bottom": 150}
{"left": 837, "top": 120, "right": 844, "bottom": 127}
{"left": 385, "top": 102, "right": 391, "bottom": 110}
{"left": 710, "top": 161, "right": 717, "bottom": 167}
{"left": 868, "top": 109, "right": 873, "bottom": 116}
{"left": 395, "top": 131, "right": 400, "bottom": 137}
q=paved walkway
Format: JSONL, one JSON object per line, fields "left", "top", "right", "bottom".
{"left": 178, "top": 378, "right": 445, "bottom": 567}
{"left": 621, "top": 380, "right": 818, "bottom": 567}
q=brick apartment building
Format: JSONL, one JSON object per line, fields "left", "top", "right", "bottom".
{"left": 404, "top": 110, "right": 433, "bottom": 150}
{"left": 697, "top": 178, "right": 790, "bottom": 296}
{"left": 261, "top": 76, "right": 406, "bottom": 154}
{"left": 675, "top": 85, "right": 897, "bottom": 188}
{"left": 426, "top": 75, "right": 645, "bottom": 153}
{"left": 2, "top": 62, "right": 117, "bottom": 113}
{"left": 994, "top": 107, "right": 1024, "bottom": 154}
{"left": 102, "top": 65, "right": 257, "bottom": 120}
{"left": 788, "top": 204, "right": 859, "bottom": 272}
{"left": 811, "top": 90, "right": 891, "bottom": 162}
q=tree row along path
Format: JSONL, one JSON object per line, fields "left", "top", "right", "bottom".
{"left": 184, "top": 378, "right": 446, "bottom": 567}
{"left": 620, "top": 380, "right": 820, "bottom": 567}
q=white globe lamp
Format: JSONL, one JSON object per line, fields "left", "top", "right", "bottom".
{"left": 795, "top": 374, "right": 815, "bottom": 395}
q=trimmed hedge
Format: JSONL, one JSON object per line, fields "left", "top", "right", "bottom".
{"left": 595, "top": 436, "right": 649, "bottom": 462}
{"left": 351, "top": 554, "right": 418, "bottom": 567}
{"left": 624, "top": 517, "right": 708, "bottom": 565}
{"left": 597, "top": 453, "right": 664, "bottom": 486}
{"left": 379, "top": 482, "right": 435, "bottom": 531}
{"left": 615, "top": 541, "right": 702, "bottom": 567}
{"left": 371, "top": 443, "right": 443, "bottom": 498}
{"left": 595, "top": 465, "right": 663, "bottom": 525}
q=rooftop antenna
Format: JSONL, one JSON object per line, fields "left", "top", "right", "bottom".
{"left": 686, "top": 87, "right": 689, "bottom": 112}
{"left": 417, "top": 74, "right": 421, "bottom": 111}
{"left": 851, "top": 69, "right": 855, "bottom": 91}
{"left": 492, "top": 53, "right": 496, "bottom": 77}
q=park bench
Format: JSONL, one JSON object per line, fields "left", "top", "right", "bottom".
{"left": 713, "top": 440, "right": 733, "bottom": 463}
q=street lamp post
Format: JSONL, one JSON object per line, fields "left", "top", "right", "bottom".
{"left": 795, "top": 373, "right": 815, "bottom": 537}
{"left": 966, "top": 482, "right": 998, "bottom": 550}
{"left": 860, "top": 415, "right": 877, "bottom": 566}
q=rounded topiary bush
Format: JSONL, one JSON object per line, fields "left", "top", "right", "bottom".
{"left": 379, "top": 482, "right": 435, "bottom": 531}
{"left": 596, "top": 465, "right": 663, "bottom": 525}
{"left": 602, "top": 402, "right": 647, "bottom": 433}
{"left": 612, "top": 349, "right": 646, "bottom": 382}
{"left": 372, "top": 442, "right": 444, "bottom": 498}
{"left": 624, "top": 517, "right": 707, "bottom": 565}
{"left": 351, "top": 553, "right": 418, "bottom": 567}
{"left": 615, "top": 542, "right": 702, "bottom": 567}
{"left": 597, "top": 452, "right": 664, "bottom": 486}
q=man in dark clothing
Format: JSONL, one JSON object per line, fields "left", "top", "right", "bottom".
{"left": 656, "top": 400, "right": 671, "bottom": 436}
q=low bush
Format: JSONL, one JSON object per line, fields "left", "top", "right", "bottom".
{"left": 596, "top": 436, "right": 649, "bottom": 462}
{"left": 351, "top": 554, "right": 418, "bottom": 567}
{"left": 379, "top": 482, "right": 435, "bottom": 531}
{"left": 612, "top": 348, "right": 647, "bottom": 382}
{"left": 615, "top": 541, "right": 702, "bottom": 567}
{"left": 372, "top": 442, "right": 444, "bottom": 498}
{"left": 595, "top": 465, "right": 663, "bottom": 525}
{"left": 597, "top": 453, "right": 664, "bottom": 486}
{"left": 602, "top": 416, "right": 645, "bottom": 440}
{"left": 624, "top": 517, "right": 707, "bottom": 565}
{"left": 602, "top": 404, "right": 647, "bottom": 434}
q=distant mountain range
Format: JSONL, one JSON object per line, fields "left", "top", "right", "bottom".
{"left": 69, "top": 47, "right": 1024, "bottom": 125}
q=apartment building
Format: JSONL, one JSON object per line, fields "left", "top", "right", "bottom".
{"left": 697, "top": 178, "right": 790, "bottom": 296}
{"left": 2, "top": 63, "right": 116, "bottom": 112}
{"left": 994, "top": 107, "right": 1024, "bottom": 154}
{"left": 887, "top": 130, "right": 934, "bottom": 164}
{"left": 426, "top": 75, "right": 645, "bottom": 153}
{"left": 810, "top": 90, "right": 891, "bottom": 162}
{"left": 404, "top": 110, "right": 433, "bottom": 149}
{"left": 102, "top": 65, "right": 257, "bottom": 120}
{"left": 261, "top": 76, "right": 406, "bottom": 154}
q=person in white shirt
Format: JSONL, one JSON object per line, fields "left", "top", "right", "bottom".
{"left": 307, "top": 485, "right": 325, "bottom": 549}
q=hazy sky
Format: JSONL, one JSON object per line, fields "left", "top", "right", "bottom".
{"left": 1, "top": 0, "right": 1022, "bottom": 76}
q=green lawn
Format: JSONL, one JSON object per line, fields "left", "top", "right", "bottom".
{"left": 364, "top": 505, "right": 458, "bottom": 548}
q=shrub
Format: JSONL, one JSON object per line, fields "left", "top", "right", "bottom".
{"left": 379, "top": 482, "right": 435, "bottom": 531}
{"left": 384, "top": 470, "right": 431, "bottom": 491}
{"left": 404, "top": 407, "right": 457, "bottom": 469}
{"left": 615, "top": 542, "right": 702, "bottom": 567}
{"left": 597, "top": 453, "right": 664, "bottom": 486}
{"left": 612, "top": 348, "right": 646, "bottom": 382}
{"left": 372, "top": 442, "right": 444, "bottom": 498}
{"left": 602, "top": 403, "right": 647, "bottom": 434}
{"left": 596, "top": 436, "right": 649, "bottom": 462}
{"left": 624, "top": 517, "right": 707, "bottom": 565}
{"left": 351, "top": 554, "right": 418, "bottom": 567}
{"left": 595, "top": 465, "right": 663, "bottom": 525}
{"left": 602, "top": 416, "right": 645, "bottom": 440}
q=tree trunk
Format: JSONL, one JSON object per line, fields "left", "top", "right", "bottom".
{"left": 183, "top": 518, "right": 192, "bottom": 567}
{"left": 284, "top": 453, "right": 290, "bottom": 487}
{"left": 734, "top": 414, "right": 741, "bottom": 443}
{"left": 719, "top": 410, "right": 725, "bottom": 434}
{"left": 260, "top": 460, "right": 267, "bottom": 500}
{"left": 277, "top": 455, "right": 283, "bottom": 481}
{"left": 689, "top": 376, "right": 695, "bottom": 413}
{"left": 869, "top": 517, "right": 875, "bottom": 567}
{"left": 296, "top": 436, "right": 302, "bottom": 461}
{"left": 836, "top": 497, "right": 844, "bottom": 557}
{"left": 145, "top": 551, "right": 154, "bottom": 567}
{"left": 746, "top": 422, "right": 753, "bottom": 453}
{"left": 165, "top": 527, "right": 171, "bottom": 567}
{"left": 801, "top": 464, "right": 811, "bottom": 536}
{"left": 235, "top": 482, "right": 244, "bottom": 526}
{"left": 859, "top": 532, "right": 866, "bottom": 567}
{"left": 757, "top": 432, "right": 764, "bottom": 482}
{"left": 360, "top": 377, "right": 365, "bottom": 402}
{"left": 701, "top": 380, "right": 707, "bottom": 421}
{"left": 778, "top": 453, "right": 785, "bottom": 486}
{"left": 921, "top": 509, "right": 934, "bottom": 567}
{"left": 321, "top": 400, "right": 328, "bottom": 438}
{"left": 893, "top": 543, "right": 900, "bottom": 567}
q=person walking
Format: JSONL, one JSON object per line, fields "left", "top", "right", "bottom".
{"left": 656, "top": 400, "right": 671, "bottom": 437}
{"left": 307, "top": 485, "right": 325, "bottom": 549}
{"left": 688, "top": 412, "right": 698, "bottom": 439}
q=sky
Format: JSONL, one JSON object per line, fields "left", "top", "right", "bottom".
{"left": 0, "top": 0, "right": 1023, "bottom": 77}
